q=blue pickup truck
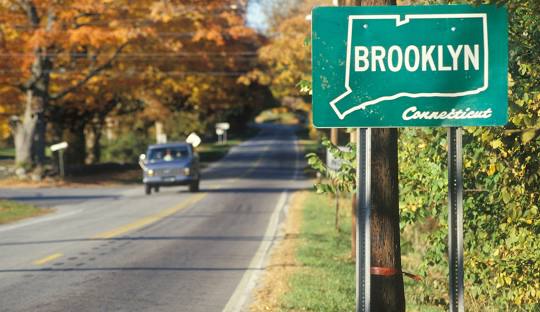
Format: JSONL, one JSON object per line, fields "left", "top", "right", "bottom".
{"left": 139, "top": 142, "right": 200, "bottom": 195}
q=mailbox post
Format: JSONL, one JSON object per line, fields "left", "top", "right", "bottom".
{"left": 215, "top": 123, "right": 230, "bottom": 144}
{"left": 50, "top": 142, "right": 68, "bottom": 178}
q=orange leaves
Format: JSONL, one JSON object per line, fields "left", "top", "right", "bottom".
{"left": 250, "top": 4, "right": 315, "bottom": 99}
{"left": 228, "top": 25, "right": 256, "bottom": 40}
{"left": 0, "top": 0, "right": 263, "bottom": 122}
{"left": 193, "top": 24, "right": 225, "bottom": 46}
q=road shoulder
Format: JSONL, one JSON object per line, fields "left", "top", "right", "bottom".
{"left": 249, "top": 191, "right": 305, "bottom": 311}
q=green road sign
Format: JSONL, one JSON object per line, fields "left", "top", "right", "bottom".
{"left": 312, "top": 5, "right": 508, "bottom": 128}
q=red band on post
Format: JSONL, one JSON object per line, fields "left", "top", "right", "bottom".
{"left": 370, "top": 266, "right": 422, "bottom": 282}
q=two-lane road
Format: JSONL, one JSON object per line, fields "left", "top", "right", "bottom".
{"left": 0, "top": 124, "right": 309, "bottom": 312}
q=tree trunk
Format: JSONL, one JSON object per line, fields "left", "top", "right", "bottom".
{"left": 86, "top": 120, "right": 103, "bottom": 165}
{"left": 30, "top": 56, "right": 52, "bottom": 168}
{"left": 14, "top": 53, "right": 52, "bottom": 171}
{"left": 33, "top": 111, "right": 47, "bottom": 166}
{"left": 342, "top": 0, "right": 405, "bottom": 310}
{"left": 11, "top": 91, "right": 37, "bottom": 167}
{"left": 331, "top": 128, "right": 338, "bottom": 145}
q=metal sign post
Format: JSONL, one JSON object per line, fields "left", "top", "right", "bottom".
{"left": 448, "top": 127, "right": 464, "bottom": 312}
{"left": 356, "top": 128, "right": 371, "bottom": 312}
{"left": 311, "top": 6, "right": 507, "bottom": 311}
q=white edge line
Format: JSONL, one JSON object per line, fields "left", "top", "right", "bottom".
{"left": 223, "top": 131, "right": 300, "bottom": 311}
{"left": 222, "top": 191, "right": 289, "bottom": 312}
{"left": 330, "top": 13, "right": 489, "bottom": 120}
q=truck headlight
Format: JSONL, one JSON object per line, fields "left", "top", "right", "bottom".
{"left": 147, "top": 169, "right": 154, "bottom": 176}
{"left": 184, "top": 168, "right": 190, "bottom": 176}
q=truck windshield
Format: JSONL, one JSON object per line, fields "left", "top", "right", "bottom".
{"left": 148, "top": 146, "right": 189, "bottom": 162}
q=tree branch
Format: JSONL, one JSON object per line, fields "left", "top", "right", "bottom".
{"left": 15, "top": 0, "right": 40, "bottom": 27}
{"left": 504, "top": 128, "right": 540, "bottom": 134}
{"left": 50, "top": 42, "right": 128, "bottom": 100}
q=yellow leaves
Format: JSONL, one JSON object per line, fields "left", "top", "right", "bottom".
{"left": 0, "top": 24, "right": 20, "bottom": 41}
{"left": 165, "top": 41, "right": 183, "bottom": 52}
{"left": 402, "top": 201, "right": 420, "bottom": 213}
{"left": 490, "top": 139, "right": 503, "bottom": 149}
{"left": 0, "top": 122, "right": 9, "bottom": 140}
{"left": 487, "top": 163, "right": 496, "bottom": 176}
{"left": 149, "top": 2, "right": 169, "bottom": 22}
{"left": 508, "top": 72, "right": 514, "bottom": 96}
{"left": 109, "top": 20, "right": 120, "bottom": 29}
{"left": 236, "top": 75, "right": 251, "bottom": 86}
{"left": 533, "top": 286, "right": 540, "bottom": 299}
{"left": 88, "top": 76, "right": 100, "bottom": 85}
{"left": 521, "top": 129, "right": 537, "bottom": 143}
{"left": 238, "top": 69, "right": 270, "bottom": 86}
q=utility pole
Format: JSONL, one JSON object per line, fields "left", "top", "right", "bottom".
{"left": 339, "top": 0, "right": 405, "bottom": 311}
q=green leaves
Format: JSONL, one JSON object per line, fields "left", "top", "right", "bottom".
{"left": 305, "top": 137, "right": 356, "bottom": 195}
{"left": 521, "top": 129, "right": 537, "bottom": 143}
{"left": 297, "top": 79, "right": 312, "bottom": 95}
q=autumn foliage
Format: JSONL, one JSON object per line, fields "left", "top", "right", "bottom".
{"left": 0, "top": 0, "right": 269, "bottom": 168}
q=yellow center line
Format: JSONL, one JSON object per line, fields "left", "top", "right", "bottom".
{"left": 31, "top": 143, "right": 268, "bottom": 266}
{"left": 93, "top": 193, "right": 207, "bottom": 239}
{"left": 33, "top": 253, "right": 63, "bottom": 266}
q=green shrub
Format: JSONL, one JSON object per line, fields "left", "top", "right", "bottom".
{"left": 101, "top": 131, "right": 150, "bottom": 164}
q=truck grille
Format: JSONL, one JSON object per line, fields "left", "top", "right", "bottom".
{"left": 154, "top": 168, "right": 183, "bottom": 176}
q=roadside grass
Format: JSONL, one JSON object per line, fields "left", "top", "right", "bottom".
{"left": 251, "top": 189, "right": 448, "bottom": 311}
{"left": 281, "top": 191, "right": 356, "bottom": 311}
{"left": 0, "top": 200, "right": 51, "bottom": 224}
{"left": 198, "top": 139, "right": 242, "bottom": 164}
{"left": 0, "top": 147, "right": 14, "bottom": 158}
{"left": 0, "top": 147, "right": 15, "bottom": 167}
{"left": 286, "top": 192, "right": 447, "bottom": 312}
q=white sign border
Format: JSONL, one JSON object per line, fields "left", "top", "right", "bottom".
{"left": 330, "top": 13, "right": 489, "bottom": 120}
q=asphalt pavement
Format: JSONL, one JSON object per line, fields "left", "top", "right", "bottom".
{"left": 0, "top": 124, "right": 310, "bottom": 312}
